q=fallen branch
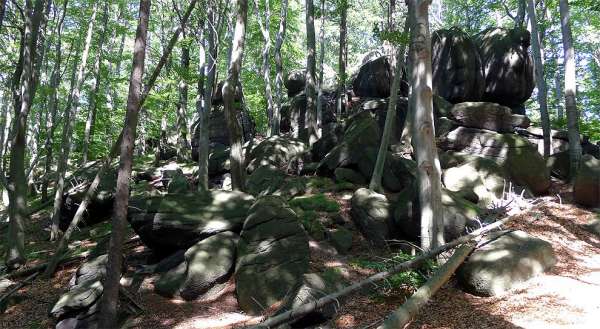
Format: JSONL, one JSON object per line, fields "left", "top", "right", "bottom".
{"left": 0, "top": 272, "right": 39, "bottom": 307}
{"left": 2, "top": 251, "right": 90, "bottom": 281}
{"left": 247, "top": 215, "right": 515, "bottom": 329}
{"left": 376, "top": 243, "right": 476, "bottom": 329}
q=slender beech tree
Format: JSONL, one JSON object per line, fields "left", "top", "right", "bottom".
{"left": 272, "top": 0, "right": 288, "bottom": 135}
{"left": 49, "top": 2, "right": 98, "bottom": 241}
{"left": 223, "top": 0, "right": 249, "bottom": 191}
{"left": 408, "top": 0, "right": 444, "bottom": 251}
{"left": 337, "top": 0, "right": 347, "bottom": 119}
{"left": 174, "top": 2, "right": 191, "bottom": 161}
{"left": 369, "top": 17, "right": 410, "bottom": 192}
{"left": 559, "top": 0, "right": 582, "bottom": 178}
{"left": 316, "top": 0, "right": 325, "bottom": 138}
{"left": 82, "top": 1, "right": 109, "bottom": 164}
{"left": 305, "top": 0, "right": 318, "bottom": 145}
{"left": 0, "top": 0, "right": 6, "bottom": 31}
{"left": 526, "top": 0, "right": 551, "bottom": 156}
{"left": 4, "top": 0, "right": 46, "bottom": 270}
{"left": 254, "top": 0, "right": 276, "bottom": 136}
{"left": 97, "top": 0, "right": 150, "bottom": 326}
{"left": 555, "top": 69, "right": 563, "bottom": 120}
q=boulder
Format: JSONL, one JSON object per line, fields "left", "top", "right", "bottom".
{"left": 394, "top": 188, "right": 481, "bottom": 242}
{"left": 311, "top": 124, "right": 344, "bottom": 161}
{"left": 128, "top": 191, "right": 255, "bottom": 251}
{"left": 432, "top": 28, "right": 485, "bottom": 103}
{"left": 236, "top": 196, "right": 310, "bottom": 315}
{"left": 283, "top": 93, "right": 337, "bottom": 141}
{"left": 443, "top": 157, "right": 507, "bottom": 205}
{"left": 328, "top": 227, "right": 353, "bottom": 253}
{"left": 212, "top": 80, "right": 243, "bottom": 105}
{"left": 284, "top": 69, "right": 306, "bottom": 97}
{"left": 167, "top": 172, "right": 189, "bottom": 193}
{"left": 457, "top": 230, "right": 556, "bottom": 296}
{"left": 334, "top": 168, "right": 367, "bottom": 185}
{"left": 352, "top": 56, "right": 408, "bottom": 98}
{"left": 583, "top": 219, "right": 600, "bottom": 238}
{"left": 546, "top": 150, "right": 571, "bottom": 179}
{"left": 573, "top": 155, "right": 600, "bottom": 208}
{"left": 359, "top": 97, "right": 409, "bottom": 146}
{"left": 246, "top": 165, "right": 307, "bottom": 197}
{"left": 191, "top": 104, "right": 255, "bottom": 152}
{"left": 474, "top": 27, "right": 535, "bottom": 109}
{"left": 450, "top": 102, "right": 530, "bottom": 133}
{"left": 440, "top": 127, "right": 551, "bottom": 195}
{"left": 350, "top": 188, "right": 393, "bottom": 248}
{"left": 246, "top": 136, "right": 309, "bottom": 173}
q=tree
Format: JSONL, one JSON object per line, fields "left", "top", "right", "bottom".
{"left": 305, "top": 0, "right": 318, "bottom": 145}
{"left": 526, "top": 0, "right": 551, "bottom": 156}
{"left": 97, "top": 0, "right": 151, "bottom": 326}
{"left": 4, "top": 0, "right": 46, "bottom": 270}
{"left": 559, "top": 0, "right": 582, "bottom": 178}
{"left": 223, "top": 0, "right": 249, "bottom": 191}
{"left": 0, "top": 0, "right": 6, "bottom": 31}
{"left": 49, "top": 2, "right": 98, "bottom": 241}
{"left": 253, "top": 0, "right": 276, "bottom": 136}
{"left": 408, "top": 0, "right": 444, "bottom": 251}
{"left": 316, "top": 0, "right": 326, "bottom": 138}
{"left": 174, "top": 2, "right": 191, "bottom": 161}
{"left": 336, "top": 0, "right": 347, "bottom": 119}
{"left": 272, "top": 0, "right": 288, "bottom": 135}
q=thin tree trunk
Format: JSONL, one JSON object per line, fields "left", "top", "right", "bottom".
{"left": 272, "top": 0, "right": 288, "bottom": 136}
{"left": 316, "top": 0, "right": 325, "bottom": 138}
{"left": 408, "top": 0, "right": 444, "bottom": 251}
{"left": 0, "top": 0, "right": 6, "bottom": 31}
{"left": 558, "top": 0, "right": 582, "bottom": 179}
{"left": 222, "top": 0, "right": 248, "bottom": 191}
{"left": 176, "top": 25, "right": 191, "bottom": 161}
{"left": 526, "top": 0, "right": 551, "bottom": 156}
{"left": 5, "top": 0, "right": 45, "bottom": 270}
{"left": 49, "top": 3, "right": 98, "bottom": 241}
{"left": 82, "top": 1, "right": 109, "bottom": 164}
{"left": 97, "top": 0, "right": 150, "bottom": 326}
{"left": 337, "top": 1, "right": 347, "bottom": 119}
{"left": 369, "top": 18, "right": 409, "bottom": 192}
{"left": 555, "top": 69, "right": 563, "bottom": 121}
{"left": 254, "top": 0, "right": 276, "bottom": 136}
{"left": 305, "top": 0, "right": 318, "bottom": 146}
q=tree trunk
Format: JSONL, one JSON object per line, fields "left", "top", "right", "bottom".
{"left": 97, "top": 0, "right": 150, "bottom": 326}
{"left": 176, "top": 31, "right": 191, "bottom": 161}
{"left": 49, "top": 3, "right": 98, "bottom": 242}
{"left": 272, "top": 0, "right": 288, "bottom": 136}
{"left": 526, "top": 0, "right": 551, "bottom": 157}
{"left": 82, "top": 1, "right": 109, "bottom": 165}
{"left": 555, "top": 69, "right": 563, "bottom": 121}
{"left": 5, "top": 0, "right": 46, "bottom": 270}
{"left": 305, "top": 0, "right": 318, "bottom": 146}
{"left": 254, "top": 0, "right": 276, "bottom": 136}
{"left": 408, "top": 0, "right": 444, "bottom": 251}
{"left": 316, "top": 0, "right": 325, "bottom": 138}
{"left": 369, "top": 18, "right": 409, "bottom": 192}
{"left": 337, "top": 1, "right": 347, "bottom": 119}
{"left": 222, "top": 0, "right": 248, "bottom": 191}
{"left": 558, "top": 0, "right": 582, "bottom": 179}
{"left": 0, "top": 0, "right": 6, "bottom": 31}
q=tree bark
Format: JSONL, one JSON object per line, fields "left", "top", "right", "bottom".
{"left": 176, "top": 21, "right": 191, "bottom": 161}
{"left": 316, "top": 0, "right": 325, "bottom": 138}
{"left": 558, "top": 0, "right": 582, "bottom": 179}
{"left": 408, "top": 0, "right": 444, "bottom": 251}
{"left": 5, "top": 0, "right": 46, "bottom": 270}
{"left": 82, "top": 1, "right": 109, "bottom": 165}
{"left": 337, "top": 1, "right": 347, "bottom": 119}
{"left": 369, "top": 17, "right": 409, "bottom": 192}
{"left": 525, "top": 0, "right": 551, "bottom": 157}
{"left": 49, "top": 3, "right": 98, "bottom": 242}
{"left": 0, "top": 0, "right": 6, "bottom": 31}
{"left": 97, "top": 0, "right": 150, "bottom": 327}
{"left": 555, "top": 69, "right": 563, "bottom": 121}
{"left": 305, "top": 0, "right": 318, "bottom": 146}
{"left": 254, "top": 0, "right": 276, "bottom": 136}
{"left": 222, "top": 0, "right": 249, "bottom": 191}
{"left": 272, "top": 0, "right": 288, "bottom": 136}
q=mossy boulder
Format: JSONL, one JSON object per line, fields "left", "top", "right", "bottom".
{"left": 350, "top": 188, "right": 393, "bottom": 248}
{"left": 573, "top": 155, "right": 600, "bottom": 208}
{"left": 246, "top": 136, "right": 308, "bottom": 173}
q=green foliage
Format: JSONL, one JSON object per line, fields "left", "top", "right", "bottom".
{"left": 289, "top": 193, "right": 340, "bottom": 212}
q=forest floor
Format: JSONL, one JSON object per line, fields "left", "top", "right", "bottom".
{"left": 1, "top": 182, "right": 599, "bottom": 329}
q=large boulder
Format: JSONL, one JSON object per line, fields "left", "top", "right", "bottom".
{"left": 432, "top": 28, "right": 485, "bottom": 103}
{"left": 212, "top": 80, "right": 243, "bottom": 105}
{"left": 282, "top": 93, "right": 337, "bottom": 141}
{"left": 284, "top": 69, "right": 306, "bottom": 97}
{"left": 246, "top": 136, "right": 308, "bottom": 173}
{"left": 440, "top": 127, "right": 551, "bottom": 195}
{"left": 573, "top": 155, "right": 600, "bottom": 208}
{"left": 236, "top": 196, "right": 310, "bottom": 315}
{"left": 352, "top": 56, "right": 408, "bottom": 98}
{"left": 191, "top": 105, "right": 255, "bottom": 152}
{"left": 350, "top": 188, "right": 393, "bottom": 248}
{"left": 311, "top": 123, "right": 344, "bottom": 161}
{"left": 450, "top": 102, "right": 530, "bottom": 133}
{"left": 359, "top": 97, "right": 409, "bottom": 146}
{"left": 443, "top": 156, "right": 507, "bottom": 205}
{"left": 458, "top": 230, "right": 556, "bottom": 296}
{"left": 246, "top": 165, "right": 307, "bottom": 197}
{"left": 474, "top": 27, "right": 535, "bottom": 111}
{"left": 154, "top": 232, "right": 237, "bottom": 300}
{"left": 128, "top": 191, "right": 255, "bottom": 252}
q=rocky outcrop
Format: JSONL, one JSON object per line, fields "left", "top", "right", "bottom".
{"left": 154, "top": 232, "right": 237, "bottom": 300}
{"left": 235, "top": 196, "right": 310, "bottom": 315}
{"left": 443, "top": 155, "right": 507, "bottom": 206}
{"left": 458, "top": 230, "right": 556, "bottom": 296}
{"left": 352, "top": 56, "right": 408, "bottom": 98}
{"left": 573, "top": 155, "right": 600, "bottom": 208}
{"left": 350, "top": 188, "right": 393, "bottom": 248}
{"left": 191, "top": 104, "right": 255, "bottom": 151}
{"left": 440, "top": 127, "right": 551, "bottom": 195}
{"left": 246, "top": 165, "right": 307, "bottom": 197}
{"left": 246, "top": 136, "right": 308, "bottom": 173}
{"left": 474, "top": 27, "right": 535, "bottom": 111}
{"left": 282, "top": 92, "right": 337, "bottom": 140}
{"left": 358, "top": 97, "right": 409, "bottom": 146}
{"left": 450, "top": 102, "right": 530, "bottom": 133}
{"left": 284, "top": 69, "right": 306, "bottom": 97}
{"left": 432, "top": 28, "right": 485, "bottom": 103}
{"left": 128, "top": 191, "right": 254, "bottom": 252}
